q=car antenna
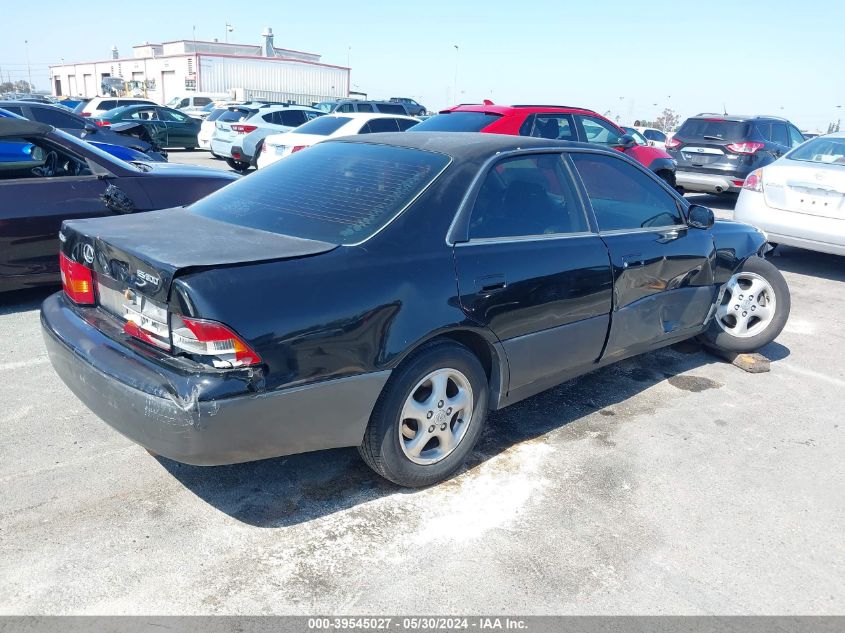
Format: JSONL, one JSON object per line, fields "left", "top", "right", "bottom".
{"left": 483, "top": 99, "right": 494, "bottom": 106}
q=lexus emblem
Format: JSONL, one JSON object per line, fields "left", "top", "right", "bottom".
{"left": 82, "top": 244, "right": 95, "bottom": 264}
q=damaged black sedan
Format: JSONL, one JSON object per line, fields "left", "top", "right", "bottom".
{"left": 42, "top": 133, "right": 790, "bottom": 487}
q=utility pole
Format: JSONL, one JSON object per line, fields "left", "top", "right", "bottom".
{"left": 453, "top": 45, "right": 459, "bottom": 105}
{"left": 24, "top": 39, "right": 32, "bottom": 91}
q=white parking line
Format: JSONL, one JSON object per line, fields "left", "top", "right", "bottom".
{"left": 0, "top": 358, "right": 49, "bottom": 371}
{"left": 777, "top": 362, "right": 845, "bottom": 388}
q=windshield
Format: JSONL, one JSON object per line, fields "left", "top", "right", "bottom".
{"left": 290, "top": 116, "right": 352, "bottom": 136}
{"left": 314, "top": 101, "right": 337, "bottom": 113}
{"left": 410, "top": 111, "right": 501, "bottom": 132}
{"left": 675, "top": 118, "right": 751, "bottom": 142}
{"left": 188, "top": 141, "right": 450, "bottom": 244}
{"left": 165, "top": 97, "right": 181, "bottom": 108}
{"left": 787, "top": 136, "right": 845, "bottom": 165}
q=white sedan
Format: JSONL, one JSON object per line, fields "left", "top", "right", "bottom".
{"left": 735, "top": 132, "right": 845, "bottom": 256}
{"left": 256, "top": 112, "right": 420, "bottom": 169}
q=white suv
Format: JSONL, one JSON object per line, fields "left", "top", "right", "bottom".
{"left": 210, "top": 103, "right": 323, "bottom": 172}
{"left": 74, "top": 97, "right": 157, "bottom": 118}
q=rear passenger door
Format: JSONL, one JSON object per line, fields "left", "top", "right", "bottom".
{"left": 569, "top": 151, "right": 716, "bottom": 361}
{"left": 452, "top": 152, "right": 613, "bottom": 401}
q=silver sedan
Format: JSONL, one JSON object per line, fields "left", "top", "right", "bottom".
{"left": 735, "top": 132, "right": 845, "bottom": 256}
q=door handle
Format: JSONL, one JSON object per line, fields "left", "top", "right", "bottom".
{"left": 476, "top": 274, "right": 507, "bottom": 294}
{"left": 621, "top": 253, "right": 644, "bottom": 269}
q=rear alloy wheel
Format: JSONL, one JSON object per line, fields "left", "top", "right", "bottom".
{"left": 359, "top": 341, "right": 488, "bottom": 487}
{"left": 703, "top": 256, "right": 790, "bottom": 353}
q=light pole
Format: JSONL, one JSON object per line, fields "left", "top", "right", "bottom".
{"left": 24, "top": 39, "right": 32, "bottom": 91}
{"left": 225, "top": 23, "right": 233, "bottom": 43}
{"left": 453, "top": 45, "right": 459, "bottom": 105}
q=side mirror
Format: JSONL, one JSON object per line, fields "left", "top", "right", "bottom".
{"left": 83, "top": 122, "right": 97, "bottom": 134}
{"left": 616, "top": 134, "right": 636, "bottom": 150}
{"left": 687, "top": 204, "right": 715, "bottom": 229}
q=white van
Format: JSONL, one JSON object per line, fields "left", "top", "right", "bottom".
{"left": 166, "top": 94, "right": 228, "bottom": 116}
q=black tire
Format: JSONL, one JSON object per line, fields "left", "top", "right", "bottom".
{"left": 226, "top": 158, "right": 250, "bottom": 173}
{"left": 702, "top": 256, "right": 790, "bottom": 353}
{"left": 211, "top": 152, "right": 222, "bottom": 159}
{"left": 358, "top": 340, "right": 489, "bottom": 487}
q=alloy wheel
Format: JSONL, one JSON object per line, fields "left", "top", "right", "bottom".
{"left": 715, "top": 272, "right": 777, "bottom": 338}
{"left": 398, "top": 368, "right": 474, "bottom": 465}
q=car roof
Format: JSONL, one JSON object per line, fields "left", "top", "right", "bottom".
{"left": 0, "top": 118, "right": 52, "bottom": 138}
{"left": 444, "top": 103, "right": 600, "bottom": 116}
{"left": 329, "top": 131, "right": 602, "bottom": 160}
{"left": 324, "top": 112, "right": 417, "bottom": 120}
{"left": 690, "top": 113, "right": 792, "bottom": 122}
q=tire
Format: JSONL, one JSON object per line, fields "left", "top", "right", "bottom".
{"left": 185, "top": 146, "right": 196, "bottom": 151}
{"left": 211, "top": 152, "right": 222, "bottom": 159}
{"left": 702, "top": 256, "right": 790, "bottom": 353}
{"left": 226, "top": 158, "right": 250, "bottom": 173}
{"left": 358, "top": 340, "right": 489, "bottom": 487}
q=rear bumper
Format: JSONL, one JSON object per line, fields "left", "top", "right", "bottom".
{"left": 209, "top": 138, "right": 233, "bottom": 158}
{"left": 41, "top": 292, "right": 390, "bottom": 466}
{"left": 676, "top": 170, "right": 744, "bottom": 194}
{"left": 735, "top": 191, "right": 845, "bottom": 256}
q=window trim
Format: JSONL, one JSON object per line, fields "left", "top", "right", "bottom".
{"left": 446, "top": 148, "right": 596, "bottom": 246}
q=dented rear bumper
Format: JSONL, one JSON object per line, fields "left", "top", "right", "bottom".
{"left": 41, "top": 292, "right": 390, "bottom": 466}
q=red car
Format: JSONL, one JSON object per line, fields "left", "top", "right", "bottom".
{"left": 412, "top": 102, "right": 677, "bottom": 187}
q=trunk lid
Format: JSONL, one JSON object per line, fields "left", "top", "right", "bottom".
{"left": 762, "top": 161, "right": 845, "bottom": 219}
{"left": 60, "top": 208, "right": 337, "bottom": 304}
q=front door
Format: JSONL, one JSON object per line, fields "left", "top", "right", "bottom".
{"left": 453, "top": 152, "right": 613, "bottom": 401}
{"left": 568, "top": 151, "right": 716, "bottom": 361}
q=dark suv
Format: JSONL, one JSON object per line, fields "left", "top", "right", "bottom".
{"left": 667, "top": 114, "right": 805, "bottom": 194}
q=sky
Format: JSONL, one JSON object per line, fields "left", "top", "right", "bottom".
{"left": 2, "top": 0, "right": 843, "bottom": 132}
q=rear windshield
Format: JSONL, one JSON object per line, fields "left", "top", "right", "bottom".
{"left": 188, "top": 142, "right": 451, "bottom": 244}
{"left": 292, "top": 116, "right": 352, "bottom": 136}
{"left": 411, "top": 112, "right": 501, "bottom": 132}
{"left": 787, "top": 136, "right": 845, "bottom": 165}
{"left": 675, "top": 118, "right": 751, "bottom": 141}
{"left": 218, "top": 108, "right": 254, "bottom": 123}
{"left": 206, "top": 108, "right": 228, "bottom": 122}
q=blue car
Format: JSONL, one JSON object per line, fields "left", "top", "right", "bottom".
{"left": 0, "top": 107, "right": 155, "bottom": 166}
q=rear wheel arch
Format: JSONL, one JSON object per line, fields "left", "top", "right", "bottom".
{"left": 389, "top": 328, "right": 506, "bottom": 411}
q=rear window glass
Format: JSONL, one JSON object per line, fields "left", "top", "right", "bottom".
{"left": 787, "top": 137, "right": 845, "bottom": 165}
{"left": 675, "top": 118, "right": 751, "bottom": 141}
{"left": 206, "top": 108, "right": 227, "bottom": 122}
{"left": 218, "top": 108, "right": 253, "bottom": 123}
{"left": 375, "top": 103, "right": 406, "bottom": 115}
{"left": 293, "top": 116, "right": 352, "bottom": 136}
{"left": 188, "top": 142, "right": 450, "bottom": 244}
{"left": 411, "top": 112, "right": 501, "bottom": 132}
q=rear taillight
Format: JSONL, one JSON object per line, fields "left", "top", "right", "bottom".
{"left": 665, "top": 137, "right": 682, "bottom": 150}
{"left": 291, "top": 145, "right": 306, "bottom": 153}
{"left": 231, "top": 124, "right": 257, "bottom": 134}
{"left": 726, "top": 141, "right": 764, "bottom": 154}
{"left": 95, "top": 120, "right": 110, "bottom": 127}
{"left": 743, "top": 168, "right": 764, "bottom": 192}
{"left": 171, "top": 315, "right": 261, "bottom": 368}
{"left": 59, "top": 252, "right": 95, "bottom": 305}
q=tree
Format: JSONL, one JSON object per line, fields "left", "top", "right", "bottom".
{"left": 13, "top": 80, "right": 33, "bottom": 93}
{"left": 654, "top": 107, "right": 681, "bottom": 133}
{"left": 0, "top": 81, "right": 14, "bottom": 94}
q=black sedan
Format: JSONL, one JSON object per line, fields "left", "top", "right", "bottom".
{"left": 94, "top": 104, "right": 201, "bottom": 150}
{"left": 0, "top": 119, "right": 237, "bottom": 292}
{"left": 41, "top": 133, "right": 790, "bottom": 487}
{"left": 0, "top": 100, "right": 166, "bottom": 161}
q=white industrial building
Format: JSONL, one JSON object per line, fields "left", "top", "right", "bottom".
{"left": 49, "top": 28, "right": 350, "bottom": 105}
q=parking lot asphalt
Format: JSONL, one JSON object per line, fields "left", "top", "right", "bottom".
{"left": 1, "top": 151, "right": 843, "bottom": 614}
